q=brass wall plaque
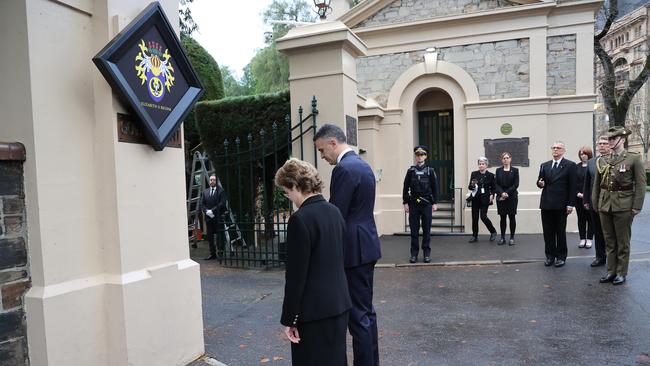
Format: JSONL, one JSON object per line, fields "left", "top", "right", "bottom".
{"left": 483, "top": 137, "right": 529, "bottom": 167}
{"left": 117, "top": 113, "right": 181, "bottom": 148}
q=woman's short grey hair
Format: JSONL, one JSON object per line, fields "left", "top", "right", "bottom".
{"left": 313, "top": 123, "right": 347, "bottom": 143}
{"left": 274, "top": 158, "right": 323, "bottom": 194}
{"left": 477, "top": 156, "right": 489, "bottom": 165}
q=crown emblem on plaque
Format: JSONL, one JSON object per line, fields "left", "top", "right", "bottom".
{"left": 135, "top": 39, "right": 175, "bottom": 102}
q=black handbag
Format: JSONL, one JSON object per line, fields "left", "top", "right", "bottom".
{"left": 466, "top": 195, "right": 472, "bottom": 207}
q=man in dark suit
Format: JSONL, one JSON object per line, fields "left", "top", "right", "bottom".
{"left": 537, "top": 141, "right": 577, "bottom": 267}
{"left": 583, "top": 136, "right": 611, "bottom": 267}
{"left": 314, "top": 124, "right": 381, "bottom": 366}
{"left": 198, "top": 174, "right": 227, "bottom": 260}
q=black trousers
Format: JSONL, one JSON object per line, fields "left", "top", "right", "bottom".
{"left": 499, "top": 214, "right": 516, "bottom": 238}
{"left": 541, "top": 209, "right": 568, "bottom": 260}
{"left": 575, "top": 197, "right": 593, "bottom": 240}
{"left": 205, "top": 218, "right": 225, "bottom": 256}
{"left": 589, "top": 209, "right": 606, "bottom": 261}
{"left": 408, "top": 202, "right": 432, "bottom": 257}
{"left": 345, "top": 263, "right": 379, "bottom": 366}
{"left": 471, "top": 203, "right": 496, "bottom": 237}
{"left": 291, "top": 311, "right": 349, "bottom": 366}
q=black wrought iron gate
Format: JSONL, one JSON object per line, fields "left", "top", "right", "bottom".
{"left": 188, "top": 97, "right": 319, "bottom": 268}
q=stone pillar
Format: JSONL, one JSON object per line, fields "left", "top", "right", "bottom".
{"left": 0, "top": 142, "right": 30, "bottom": 365}
{"left": 277, "top": 21, "right": 367, "bottom": 187}
{"left": 0, "top": 1, "right": 203, "bottom": 365}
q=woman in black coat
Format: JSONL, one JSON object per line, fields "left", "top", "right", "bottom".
{"left": 275, "top": 158, "right": 351, "bottom": 366}
{"left": 468, "top": 157, "right": 498, "bottom": 242}
{"left": 575, "top": 146, "right": 594, "bottom": 249}
{"left": 495, "top": 152, "right": 519, "bottom": 245}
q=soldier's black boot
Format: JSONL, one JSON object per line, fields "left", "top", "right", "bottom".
{"left": 599, "top": 273, "right": 616, "bottom": 283}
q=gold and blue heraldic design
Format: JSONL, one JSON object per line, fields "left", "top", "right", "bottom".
{"left": 135, "top": 40, "right": 175, "bottom": 103}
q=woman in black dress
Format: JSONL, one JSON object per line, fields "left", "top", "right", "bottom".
{"left": 575, "top": 146, "right": 594, "bottom": 249}
{"left": 275, "top": 158, "right": 351, "bottom": 366}
{"left": 468, "top": 157, "right": 497, "bottom": 242}
{"left": 495, "top": 152, "right": 519, "bottom": 245}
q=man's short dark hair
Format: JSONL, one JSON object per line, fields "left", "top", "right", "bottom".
{"left": 313, "top": 123, "right": 347, "bottom": 143}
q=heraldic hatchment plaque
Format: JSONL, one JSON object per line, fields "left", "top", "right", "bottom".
{"left": 483, "top": 137, "right": 530, "bottom": 167}
{"left": 93, "top": 2, "right": 203, "bottom": 151}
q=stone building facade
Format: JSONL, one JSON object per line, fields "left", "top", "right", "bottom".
{"left": 595, "top": 2, "right": 650, "bottom": 167}
{"left": 0, "top": 142, "right": 29, "bottom": 365}
{"left": 279, "top": 0, "right": 601, "bottom": 235}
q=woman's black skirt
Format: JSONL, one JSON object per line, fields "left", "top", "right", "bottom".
{"left": 290, "top": 311, "right": 349, "bottom": 366}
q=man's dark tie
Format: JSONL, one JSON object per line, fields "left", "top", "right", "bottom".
{"left": 552, "top": 161, "right": 558, "bottom": 170}
{"left": 210, "top": 188, "right": 214, "bottom": 196}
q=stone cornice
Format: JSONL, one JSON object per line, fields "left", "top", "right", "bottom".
{"left": 276, "top": 21, "right": 368, "bottom": 57}
{"left": 0, "top": 142, "right": 26, "bottom": 161}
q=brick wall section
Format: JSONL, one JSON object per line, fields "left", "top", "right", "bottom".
{"left": 547, "top": 34, "right": 577, "bottom": 96}
{"left": 356, "top": 39, "right": 530, "bottom": 107}
{"left": 0, "top": 142, "right": 30, "bottom": 366}
{"left": 355, "top": 0, "right": 516, "bottom": 28}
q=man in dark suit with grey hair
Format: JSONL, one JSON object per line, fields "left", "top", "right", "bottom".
{"left": 537, "top": 141, "right": 577, "bottom": 268}
{"left": 314, "top": 123, "right": 381, "bottom": 366}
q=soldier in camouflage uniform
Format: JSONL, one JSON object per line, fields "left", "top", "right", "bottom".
{"left": 593, "top": 126, "right": 646, "bottom": 285}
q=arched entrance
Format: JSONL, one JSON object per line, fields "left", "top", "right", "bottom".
{"left": 416, "top": 89, "right": 454, "bottom": 201}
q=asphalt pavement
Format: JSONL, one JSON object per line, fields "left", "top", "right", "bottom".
{"left": 191, "top": 194, "right": 650, "bottom": 365}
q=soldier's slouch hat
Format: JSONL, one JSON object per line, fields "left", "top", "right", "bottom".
{"left": 607, "top": 126, "right": 631, "bottom": 139}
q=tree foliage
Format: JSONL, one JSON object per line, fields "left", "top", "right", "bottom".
{"left": 221, "top": 66, "right": 253, "bottom": 97}
{"left": 595, "top": 0, "right": 650, "bottom": 127}
{"left": 179, "top": 0, "right": 198, "bottom": 36}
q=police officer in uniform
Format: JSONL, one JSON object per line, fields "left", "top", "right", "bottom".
{"left": 403, "top": 145, "right": 439, "bottom": 263}
{"left": 593, "top": 126, "right": 646, "bottom": 285}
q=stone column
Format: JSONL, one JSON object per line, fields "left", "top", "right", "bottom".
{"left": 277, "top": 21, "right": 367, "bottom": 187}
{"left": 0, "top": 1, "right": 203, "bottom": 365}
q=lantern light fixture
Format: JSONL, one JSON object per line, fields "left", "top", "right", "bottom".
{"left": 313, "top": 0, "right": 332, "bottom": 20}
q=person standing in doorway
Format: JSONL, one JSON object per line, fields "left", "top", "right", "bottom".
{"left": 402, "top": 145, "right": 439, "bottom": 263}
{"left": 594, "top": 126, "right": 646, "bottom": 285}
{"left": 583, "top": 136, "right": 611, "bottom": 267}
{"left": 495, "top": 152, "right": 519, "bottom": 246}
{"left": 537, "top": 141, "right": 577, "bottom": 268}
{"left": 575, "top": 146, "right": 594, "bottom": 249}
{"left": 468, "top": 157, "right": 498, "bottom": 243}
{"left": 313, "top": 123, "right": 381, "bottom": 366}
{"left": 199, "top": 174, "right": 227, "bottom": 260}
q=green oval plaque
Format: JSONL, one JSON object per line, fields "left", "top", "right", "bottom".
{"left": 500, "top": 123, "right": 513, "bottom": 135}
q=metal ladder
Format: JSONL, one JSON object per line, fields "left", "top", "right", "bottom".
{"left": 186, "top": 150, "right": 246, "bottom": 249}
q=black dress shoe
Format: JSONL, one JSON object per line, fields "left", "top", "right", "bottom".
{"left": 203, "top": 254, "right": 217, "bottom": 260}
{"left": 508, "top": 239, "right": 515, "bottom": 246}
{"left": 554, "top": 259, "right": 565, "bottom": 267}
{"left": 468, "top": 236, "right": 478, "bottom": 243}
{"left": 409, "top": 256, "right": 417, "bottom": 263}
{"left": 612, "top": 275, "right": 626, "bottom": 285}
{"left": 599, "top": 273, "right": 616, "bottom": 283}
{"left": 590, "top": 258, "right": 606, "bottom": 267}
{"left": 544, "top": 258, "right": 555, "bottom": 267}
{"left": 497, "top": 238, "right": 506, "bottom": 245}
{"left": 423, "top": 256, "right": 431, "bottom": 263}
{"left": 489, "top": 232, "right": 497, "bottom": 242}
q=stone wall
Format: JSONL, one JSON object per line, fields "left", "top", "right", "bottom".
{"left": 355, "top": 0, "right": 516, "bottom": 28}
{"left": 547, "top": 34, "right": 576, "bottom": 96}
{"left": 356, "top": 39, "right": 530, "bottom": 106}
{"left": 0, "top": 143, "right": 30, "bottom": 366}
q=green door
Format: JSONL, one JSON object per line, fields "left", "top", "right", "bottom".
{"left": 418, "top": 110, "right": 454, "bottom": 201}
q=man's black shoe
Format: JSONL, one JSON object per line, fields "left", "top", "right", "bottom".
{"left": 489, "top": 232, "right": 497, "bottom": 242}
{"left": 468, "top": 236, "right": 478, "bottom": 243}
{"left": 409, "top": 256, "right": 417, "bottom": 263}
{"left": 612, "top": 275, "right": 626, "bottom": 285}
{"left": 554, "top": 259, "right": 565, "bottom": 267}
{"left": 599, "top": 273, "right": 616, "bottom": 283}
{"left": 508, "top": 239, "right": 515, "bottom": 246}
{"left": 590, "top": 258, "right": 606, "bottom": 267}
{"left": 544, "top": 258, "right": 555, "bottom": 267}
{"left": 497, "top": 238, "right": 506, "bottom": 245}
{"left": 423, "top": 256, "right": 431, "bottom": 263}
{"left": 191, "top": 243, "right": 198, "bottom": 249}
{"left": 203, "top": 254, "right": 217, "bottom": 260}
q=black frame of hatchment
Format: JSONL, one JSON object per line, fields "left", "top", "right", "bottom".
{"left": 92, "top": 2, "right": 203, "bottom": 151}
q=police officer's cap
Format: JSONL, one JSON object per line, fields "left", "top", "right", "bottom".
{"left": 607, "top": 126, "right": 631, "bottom": 139}
{"left": 413, "top": 145, "right": 428, "bottom": 155}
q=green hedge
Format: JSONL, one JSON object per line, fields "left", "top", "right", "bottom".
{"left": 195, "top": 90, "right": 290, "bottom": 156}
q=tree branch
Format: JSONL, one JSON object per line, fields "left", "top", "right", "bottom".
{"left": 619, "top": 55, "right": 650, "bottom": 108}
{"left": 595, "top": 0, "right": 618, "bottom": 40}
